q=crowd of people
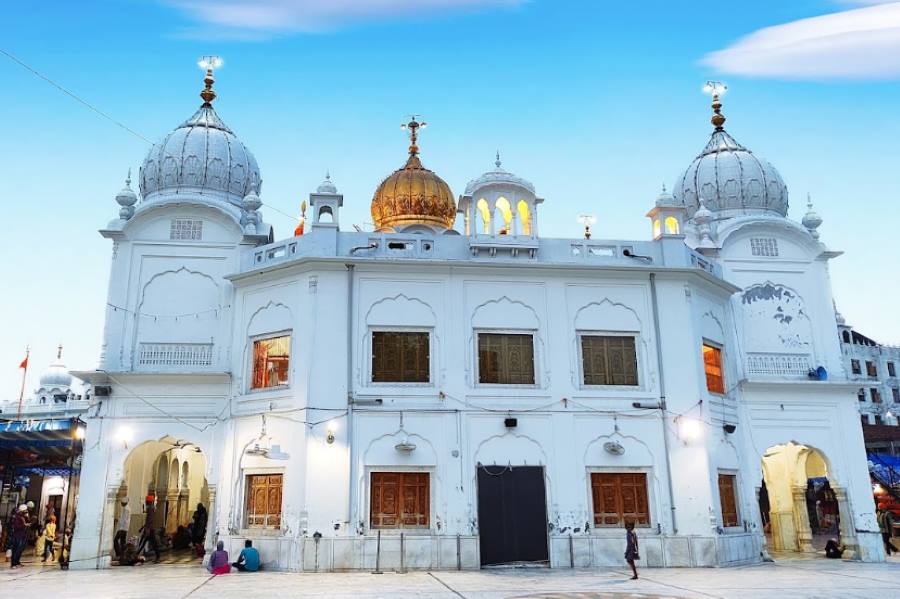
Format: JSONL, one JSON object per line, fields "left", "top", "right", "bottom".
{"left": 2, "top": 500, "right": 72, "bottom": 569}
{"left": 113, "top": 496, "right": 209, "bottom": 566}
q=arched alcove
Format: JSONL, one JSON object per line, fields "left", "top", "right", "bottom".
{"left": 759, "top": 442, "right": 844, "bottom": 555}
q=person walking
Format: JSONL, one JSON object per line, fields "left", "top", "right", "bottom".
{"left": 114, "top": 497, "right": 130, "bottom": 561}
{"left": 624, "top": 521, "right": 639, "bottom": 580}
{"left": 231, "top": 539, "right": 260, "bottom": 572}
{"left": 137, "top": 497, "right": 160, "bottom": 563}
{"left": 877, "top": 504, "right": 897, "bottom": 556}
{"left": 10, "top": 505, "right": 28, "bottom": 569}
{"left": 41, "top": 515, "right": 57, "bottom": 563}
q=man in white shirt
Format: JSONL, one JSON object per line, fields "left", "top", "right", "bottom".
{"left": 114, "top": 497, "right": 130, "bottom": 561}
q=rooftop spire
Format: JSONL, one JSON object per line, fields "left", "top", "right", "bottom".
{"left": 703, "top": 80, "right": 727, "bottom": 130}
{"left": 198, "top": 55, "right": 223, "bottom": 106}
{"left": 495, "top": 150, "right": 502, "bottom": 169}
{"left": 401, "top": 115, "right": 427, "bottom": 157}
{"left": 57, "top": 344, "right": 63, "bottom": 360}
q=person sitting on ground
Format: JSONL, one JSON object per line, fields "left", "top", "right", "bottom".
{"left": 207, "top": 540, "right": 230, "bottom": 575}
{"left": 172, "top": 525, "right": 191, "bottom": 551}
{"left": 231, "top": 539, "right": 260, "bottom": 572}
{"left": 824, "top": 538, "right": 844, "bottom": 559}
{"left": 118, "top": 541, "right": 145, "bottom": 566}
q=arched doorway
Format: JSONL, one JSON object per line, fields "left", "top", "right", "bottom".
{"left": 760, "top": 442, "right": 844, "bottom": 555}
{"left": 117, "top": 438, "right": 209, "bottom": 564}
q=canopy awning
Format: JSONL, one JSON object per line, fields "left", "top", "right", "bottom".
{"left": 0, "top": 417, "right": 83, "bottom": 459}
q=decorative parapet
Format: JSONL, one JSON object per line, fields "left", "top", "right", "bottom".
{"left": 137, "top": 343, "right": 214, "bottom": 369}
{"left": 746, "top": 353, "right": 812, "bottom": 377}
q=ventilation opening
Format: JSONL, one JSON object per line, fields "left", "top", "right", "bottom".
{"left": 388, "top": 241, "right": 411, "bottom": 250}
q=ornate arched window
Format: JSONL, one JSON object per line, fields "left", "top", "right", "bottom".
{"left": 517, "top": 200, "right": 531, "bottom": 235}
{"left": 476, "top": 198, "right": 491, "bottom": 234}
{"left": 664, "top": 216, "right": 680, "bottom": 235}
{"left": 495, "top": 197, "right": 512, "bottom": 235}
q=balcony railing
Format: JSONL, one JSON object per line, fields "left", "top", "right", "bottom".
{"left": 746, "top": 352, "right": 812, "bottom": 377}
{"left": 137, "top": 343, "right": 214, "bottom": 369}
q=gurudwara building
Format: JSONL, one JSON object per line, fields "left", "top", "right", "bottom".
{"left": 67, "top": 70, "right": 884, "bottom": 571}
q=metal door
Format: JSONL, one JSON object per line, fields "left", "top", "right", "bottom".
{"left": 477, "top": 465, "right": 549, "bottom": 566}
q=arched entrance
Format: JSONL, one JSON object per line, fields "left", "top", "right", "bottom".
{"left": 759, "top": 442, "right": 846, "bottom": 555}
{"left": 117, "top": 437, "right": 209, "bottom": 564}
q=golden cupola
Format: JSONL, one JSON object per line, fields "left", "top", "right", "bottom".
{"left": 371, "top": 117, "right": 457, "bottom": 232}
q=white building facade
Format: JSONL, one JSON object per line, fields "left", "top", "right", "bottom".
{"left": 68, "top": 74, "right": 883, "bottom": 571}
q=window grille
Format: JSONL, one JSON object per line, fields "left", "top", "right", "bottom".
{"left": 750, "top": 237, "right": 779, "bottom": 257}
{"left": 170, "top": 219, "right": 203, "bottom": 240}
{"left": 371, "top": 331, "right": 430, "bottom": 383}
{"left": 477, "top": 333, "right": 535, "bottom": 385}
{"left": 580, "top": 335, "right": 638, "bottom": 386}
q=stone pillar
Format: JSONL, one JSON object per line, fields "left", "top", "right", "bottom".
{"left": 178, "top": 487, "right": 190, "bottom": 527}
{"left": 834, "top": 486, "right": 860, "bottom": 560}
{"left": 206, "top": 485, "right": 217, "bottom": 550}
{"left": 165, "top": 491, "right": 180, "bottom": 533}
{"left": 791, "top": 486, "right": 814, "bottom": 552}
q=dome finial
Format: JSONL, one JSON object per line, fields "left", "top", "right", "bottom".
{"left": 802, "top": 192, "right": 823, "bottom": 239}
{"left": 703, "top": 80, "right": 727, "bottom": 130}
{"left": 57, "top": 344, "right": 63, "bottom": 360}
{"left": 495, "top": 150, "right": 502, "bottom": 169}
{"left": 401, "top": 115, "right": 427, "bottom": 157}
{"left": 198, "top": 55, "right": 223, "bottom": 106}
{"left": 125, "top": 168, "right": 132, "bottom": 188}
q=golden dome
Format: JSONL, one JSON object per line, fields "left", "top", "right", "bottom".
{"left": 371, "top": 118, "right": 456, "bottom": 232}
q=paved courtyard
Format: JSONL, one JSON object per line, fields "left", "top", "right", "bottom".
{"left": 3, "top": 558, "right": 900, "bottom": 599}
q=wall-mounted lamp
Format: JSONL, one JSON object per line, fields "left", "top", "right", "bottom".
{"left": 326, "top": 429, "right": 336, "bottom": 444}
{"left": 675, "top": 416, "right": 703, "bottom": 443}
{"left": 74, "top": 425, "right": 86, "bottom": 440}
{"left": 116, "top": 425, "right": 133, "bottom": 449}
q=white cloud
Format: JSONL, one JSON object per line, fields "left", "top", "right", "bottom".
{"left": 165, "top": 0, "right": 523, "bottom": 35}
{"left": 702, "top": 2, "right": 900, "bottom": 80}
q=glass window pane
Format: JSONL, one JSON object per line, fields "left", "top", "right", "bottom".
{"left": 702, "top": 344, "right": 725, "bottom": 394}
{"left": 478, "top": 333, "right": 535, "bottom": 385}
{"left": 581, "top": 335, "right": 638, "bottom": 386}
{"left": 251, "top": 335, "right": 291, "bottom": 389}
{"left": 372, "top": 332, "right": 430, "bottom": 383}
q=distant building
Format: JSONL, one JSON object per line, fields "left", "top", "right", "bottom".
{"left": 836, "top": 317, "right": 900, "bottom": 454}
{"left": 0, "top": 347, "right": 87, "bottom": 527}
{"left": 63, "top": 71, "right": 884, "bottom": 571}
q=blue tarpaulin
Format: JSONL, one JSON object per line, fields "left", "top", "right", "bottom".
{"left": 0, "top": 417, "right": 82, "bottom": 457}
{"left": 868, "top": 453, "right": 900, "bottom": 484}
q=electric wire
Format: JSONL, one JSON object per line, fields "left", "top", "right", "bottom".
{"left": 0, "top": 47, "right": 301, "bottom": 225}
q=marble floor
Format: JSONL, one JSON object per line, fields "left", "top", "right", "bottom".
{"left": 2, "top": 556, "right": 900, "bottom": 598}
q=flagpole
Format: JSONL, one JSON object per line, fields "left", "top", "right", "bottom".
{"left": 17, "top": 347, "right": 29, "bottom": 420}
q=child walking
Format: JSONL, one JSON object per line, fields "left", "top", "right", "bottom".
{"left": 624, "top": 521, "right": 639, "bottom": 580}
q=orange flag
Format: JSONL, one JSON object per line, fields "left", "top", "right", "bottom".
{"left": 19, "top": 354, "right": 28, "bottom": 369}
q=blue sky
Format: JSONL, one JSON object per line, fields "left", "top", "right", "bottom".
{"left": 3, "top": 0, "right": 900, "bottom": 397}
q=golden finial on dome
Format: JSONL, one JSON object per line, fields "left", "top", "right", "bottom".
{"left": 400, "top": 115, "right": 427, "bottom": 157}
{"left": 198, "top": 55, "right": 223, "bottom": 105}
{"left": 703, "top": 80, "right": 727, "bottom": 130}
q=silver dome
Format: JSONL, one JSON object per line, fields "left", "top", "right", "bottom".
{"left": 674, "top": 128, "right": 788, "bottom": 219}
{"left": 139, "top": 104, "right": 261, "bottom": 206}
{"left": 39, "top": 363, "right": 71, "bottom": 388}
{"left": 464, "top": 154, "right": 535, "bottom": 196}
